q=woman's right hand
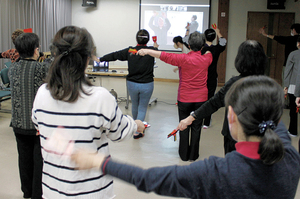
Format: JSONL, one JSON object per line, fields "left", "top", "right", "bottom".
{"left": 71, "top": 149, "right": 106, "bottom": 170}
{"left": 177, "top": 116, "right": 195, "bottom": 131}
{"left": 137, "top": 49, "right": 148, "bottom": 56}
{"left": 259, "top": 28, "right": 267, "bottom": 36}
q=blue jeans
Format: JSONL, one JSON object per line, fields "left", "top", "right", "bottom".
{"left": 127, "top": 80, "right": 154, "bottom": 121}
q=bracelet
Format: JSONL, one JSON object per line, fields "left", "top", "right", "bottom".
{"left": 266, "top": 35, "right": 269, "bottom": 38}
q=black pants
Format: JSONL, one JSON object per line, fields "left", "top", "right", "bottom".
{"left": 288, "top": 93, "right": 298, "bottom": 136}
{"left": 203, "top": 78, "right": 217, "bottom": 126}
{"left": 178, "top": 101, "right": 204, "bottom": 161}
{"left": 14, "top": 129, "right": 43, "bottom": 199}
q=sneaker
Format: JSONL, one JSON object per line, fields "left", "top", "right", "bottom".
{"left": 143, "top": 121, "right": 151, "bottom": 128}
{"left": 203, "top": 125, "right": 209, "bottom": 129}
{"left": 133, "top": 132, "right": 144, "bottom": 139}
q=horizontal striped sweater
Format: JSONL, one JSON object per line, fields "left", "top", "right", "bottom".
{"left": 32, "top": 83, "right": 137, "bottom": 199}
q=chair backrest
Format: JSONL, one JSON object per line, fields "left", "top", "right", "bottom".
{"left": 4, "top": 61, "right": 11, "bottom": 68}
{"left": 0, "top": 67, "right": 10, "bottom": 85}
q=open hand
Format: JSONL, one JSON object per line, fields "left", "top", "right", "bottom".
{"left": 71, "top": 149, "right": 105, "bottom": 170}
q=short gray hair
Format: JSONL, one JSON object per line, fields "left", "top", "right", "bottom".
{"left": 188, "top": 31, "right": 205, "bottom": 51}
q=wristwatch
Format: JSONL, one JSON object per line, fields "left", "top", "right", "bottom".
{"left": 190, "top": 111, "right": 197, "bottom": 119}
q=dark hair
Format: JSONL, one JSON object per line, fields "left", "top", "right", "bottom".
{"left": 14, "top": 33, "right": 39, "bottom": 58}
{"left": 11, "top": 29, "right": 24, "bottom": 45}
{"left": 192, "top": 15, "right": 197, "bottom": 20}
{"left": 46, "top": 26, "right": 94, "bottom": 102}
{"left": 173, "top": 36, "right": 190, "bottom": 49}
{"left": 188, "top": 31, "right": 205, "bottom": 52}
{"left": 136, "top": 29, "right": 149, "bottom": 45}
{"left": 290, "top": 23, "right": 300, "bottom": 34}
{"left": 173, "top": 36, "right": 183, "bottom": 44}
{"left": 235, "top": 40, "right": 267, "bottom": 76}
{"left": 204, "top": 28, "right": 216, "bottom": 42}
{"left": 225, "top": 75, "right": 285, "bottom": 165}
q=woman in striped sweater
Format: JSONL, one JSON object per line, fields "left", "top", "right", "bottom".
{"left": 31, "top": 26, "right": 144, "bottom": 199}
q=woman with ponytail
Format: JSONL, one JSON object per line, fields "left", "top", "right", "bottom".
{"left": 71, "top": 75, "right": 300, "bottom": 199}
{"left": 31, "top": 26, "right": 145, "bottom": 199}
{"left": 100, "top": 29, "right": 158, "bottom": 139}
{"left": 225, "top": 76, "right": 285, "bottom": 165}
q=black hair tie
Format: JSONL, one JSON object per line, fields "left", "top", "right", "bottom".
{"left": 258, "top": 120, "right": 276, "bottom": 134}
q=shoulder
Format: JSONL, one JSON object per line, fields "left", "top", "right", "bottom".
{"left": 86, "top": 86, "right": 113, "bottom": 99}
{"left": 203, "top": 51, "right": 213, "bottom": 60}
{"left": 225, "top": 76, "right": 241, "bottom": 87}
{"left": 36, "top": 84, "right": 48, "bottom": 96}
{"left": 291, "top": 49, "right": 300, "bottom": 56}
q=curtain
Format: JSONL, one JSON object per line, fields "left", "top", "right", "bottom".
{"left": 0, "top": 0, "right": 72, "bottom": 69}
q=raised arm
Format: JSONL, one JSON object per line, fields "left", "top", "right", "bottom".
{"left": 259, "top": 27, "right": 275, "bottom": 39}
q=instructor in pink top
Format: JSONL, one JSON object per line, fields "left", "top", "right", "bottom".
{"left": 138, "top": 32, "right": 212, "bottom": 161}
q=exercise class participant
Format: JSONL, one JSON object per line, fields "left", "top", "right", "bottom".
{"left": 137, "top": 31, "right": 212, "bottom": 161}
{"left": 177, "top": 40, "right": 267, "bottom": 154}
{"left": 100, "top": 29, "right": 157, "bottom": 139}
{"left": 31, "top": 26, "right": 145, "bottom": 198}
{"left": 202, "top": 27, "right": 227, "bottom": 129}
{"left": 72, "top": 76, "right": 300, "bottom": 199}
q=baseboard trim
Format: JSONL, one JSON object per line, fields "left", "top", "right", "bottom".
{"left": 154, "top": 78, "right": 179, "bottom": 83}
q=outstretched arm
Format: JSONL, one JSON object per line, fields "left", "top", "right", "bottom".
{"left": 71, "top": 150, "right": 197, "bottom": 198}
{"left": 137, "top": 49, "right": 161, "bottom": 58}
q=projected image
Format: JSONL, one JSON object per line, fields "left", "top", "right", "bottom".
{"left": 140, "top": 2, "right": 210, "bottom": 51}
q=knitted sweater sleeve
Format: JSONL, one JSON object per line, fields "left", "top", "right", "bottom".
{"left": 103, "top": 159, "right": 202, "bottom": 198}
{"left": 98, "top": 89, "right": 137, "bottom": 142}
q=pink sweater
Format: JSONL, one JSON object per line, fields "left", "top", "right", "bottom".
{"left": 160, "top": 51, "right": 212, "bottom": 102}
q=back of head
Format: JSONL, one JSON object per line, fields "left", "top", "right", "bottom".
{"left": 235, "top": 40, "right": 267, "bottom": 76}
{"left": 173, "top": 36, "right": 183, "bottom": 44}
{"left": 46, "top": 26, "right": 94, "bottom": 102}
{"left": 225, "top": 75, "right": 285, "bottom": 165}
{"left": 204, "top": 28, "right": 216, "bottom": 42}
{"left": 14, "top": 33, "right": 39, "bottom": 58}
{"left": 291, "top": 23, "right": 300, "bottom": 34}
{"left": 188, "top": 31, "right": 205, "bottom": 51}
{"left": 192, "top": 15, "right": 197, "bottom": 21}
{"left": 136, "top": 29, "right": 149, "bottom": 45}
{"left": 12, "top": 29, "right": 24, "bottom": 45}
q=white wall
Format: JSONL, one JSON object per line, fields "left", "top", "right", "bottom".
{"left": 72, "top": 0, "right": 300, "bottom": 81}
